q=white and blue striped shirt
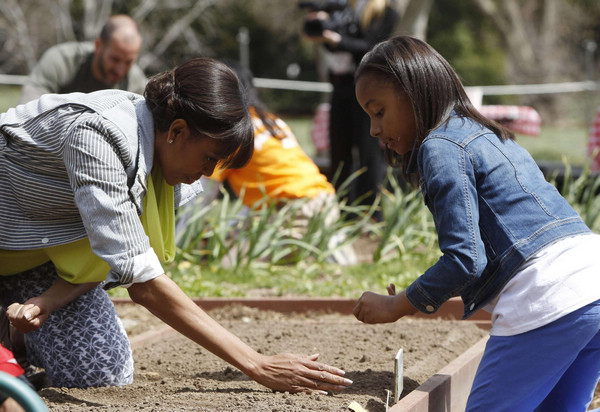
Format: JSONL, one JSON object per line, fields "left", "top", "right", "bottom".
{"left": 0, "top": 90, "right": 203, "bottom": 287}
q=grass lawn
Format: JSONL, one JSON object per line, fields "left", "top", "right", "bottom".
{"left": 105, "top": 249, "right": 442, "bottom": 299}
{"left": 517, "top": 128, "right": 590, "bottom": 165}
{"left": 0, "top": 85, "right": 21, "bottom": 112}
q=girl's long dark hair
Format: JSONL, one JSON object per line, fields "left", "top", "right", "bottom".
{"left": 355, "top": 35, "right": 514, "bottom": 182}
{"left": 144, "top": 57, "right": 254, "bottom": 169}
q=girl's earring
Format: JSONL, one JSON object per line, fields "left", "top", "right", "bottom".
{"left": 168, "top": 139, "right": 174, "bottom": 144}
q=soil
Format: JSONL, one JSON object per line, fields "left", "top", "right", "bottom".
{"left": 38, "top": 303, "right": 489, "bottom": 412}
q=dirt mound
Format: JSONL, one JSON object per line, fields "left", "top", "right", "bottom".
{"left": 39, "top": 304, "right": 487, "bottom": 411}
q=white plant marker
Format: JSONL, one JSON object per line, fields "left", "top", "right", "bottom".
{"left": 385, "top": 389, "right": 391, "bottom": 412}
{"left": 394, "top": 348, "right": 403, "bottom": 404}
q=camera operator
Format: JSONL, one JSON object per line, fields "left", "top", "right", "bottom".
{"left": 302, "top": 0, "right": 398, "bottom": 221}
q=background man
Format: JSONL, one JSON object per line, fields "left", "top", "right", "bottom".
{"left": 19, "top": 14, "right": 146, "bottom": 104}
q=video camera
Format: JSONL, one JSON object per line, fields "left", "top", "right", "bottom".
{"left": 299, "top": 0, "right": 358, "bottom": 38}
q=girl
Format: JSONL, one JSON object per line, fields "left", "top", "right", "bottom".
{"left": 352, "top": 35, "right": 600, "bottom": 410}
{"left": 0, "top": 58, "right": 351, "bottom": 394}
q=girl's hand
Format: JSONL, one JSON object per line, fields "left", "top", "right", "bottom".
{"left": 6, "top": 298, "right": 49, "bottom": 333}
{"left": 252, "top": 353, "right": 352, "bottom": 394}
{"left": 353, "top": 285, "right": 417, "bottom": 324}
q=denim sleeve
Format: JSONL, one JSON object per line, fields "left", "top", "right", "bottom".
{"left": 63, "top": 116, "right": 164, "bottom": 286}
{"left": 406, "top": 138, "right": 487, "bottom": 314}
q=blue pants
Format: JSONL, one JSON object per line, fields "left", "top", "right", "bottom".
{"left": 467, "top": 299, "right": 600, "bottom": 411}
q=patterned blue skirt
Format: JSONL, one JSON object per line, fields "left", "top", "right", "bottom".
{"left": 0, "top": 262, "right": 133, "bottom": 388}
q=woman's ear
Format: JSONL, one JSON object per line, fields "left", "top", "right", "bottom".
{"left": 167, "top": 118, "right": 190, "bottom": 144}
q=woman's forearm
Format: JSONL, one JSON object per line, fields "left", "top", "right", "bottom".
{"left": 129, "top": 274, "right": 352, "bottom": 393}
{"left": 7, "top": 278, "right": 100, "bottom": 332}
{"left": 39, "top": 278, "right": 101, "bottom": 313}
{"left": 127, "top": 274, "right": 261, "bottom": 377}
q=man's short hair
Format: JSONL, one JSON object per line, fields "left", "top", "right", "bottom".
{"left": 99, "top": 15, "right": 140, "bottom": 43}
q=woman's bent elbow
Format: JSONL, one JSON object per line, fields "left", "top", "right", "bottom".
{"left": 127, "top": 280, "right": 154, "bottom": 306}
{"left": 126, "top": 274, "right": 170, "bottom": 309}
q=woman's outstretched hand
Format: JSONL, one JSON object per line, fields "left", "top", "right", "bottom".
{"left": 129, "top": 275, "right": 351, "bottom": 395}
{"left": 6, "top": 298, "right": 48, "bottom": 333}
{"left": 353, "top": 284, "right": 418, "bottom": 324}
{"left": 252, "top": 352, "right": 352, "bottom": 394}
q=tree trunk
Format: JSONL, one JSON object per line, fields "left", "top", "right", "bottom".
{"left": 0, "top": 0, "right": 37, "bottom": 70}
{"left": 394, "top": 0, "right": 434, "bottom": 40}
{"left": 471, "top": 0, "right": 564, "bottom": 83}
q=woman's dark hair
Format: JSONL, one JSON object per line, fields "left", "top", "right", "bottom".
{"left": 355, "top": 35, "right": 514, "bottom": 181}
{"left": 221, "top": 59, "right": 283, "bottom": 140}
{"left": 144, "top": 57, "right": 253, "bottom": 169}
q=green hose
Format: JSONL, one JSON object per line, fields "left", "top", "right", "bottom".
{"left": 0, "top": 372, "right": 48, "bottom": 412}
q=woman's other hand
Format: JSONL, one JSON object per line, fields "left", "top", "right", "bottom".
{"left": 6, "top": 298, "right": 48, "bottom": 333}
{"left": 251, "top": 352, "right": 352, "bottom": 394}
{"left": 6, "top": 278, "right": 99, "bottom": 333}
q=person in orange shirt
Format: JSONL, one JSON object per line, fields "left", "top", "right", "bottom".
{"left": 186, "top": 61, "right": 357, "bottom": 265}
{"left": 211, "top": 105, "right": 334, "bottom": 208}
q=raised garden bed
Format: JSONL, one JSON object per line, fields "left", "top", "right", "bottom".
{"left": 31, "top": 297, "right": 600, "bottom": 411}
{"left": 34, "top": 298, "right": 491, "bottom": 411}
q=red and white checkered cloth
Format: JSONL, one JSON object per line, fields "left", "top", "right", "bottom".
{"left": 479, "top": 105, "right": 542, "bottom": 137}
{"left": 588, "top": 107, "right": 600, "bottom": 172}
{"left": 309, "top": 103, "right": 542, "bottom": 153}
{"left": 0, "top": 344, "right": 24, "bottom": 378}
{"left": 310, "top": 102, "right": 331, "bottom": 152}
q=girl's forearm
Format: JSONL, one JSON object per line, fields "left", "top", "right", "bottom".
{"left": 396, "top": 290, "right": 419, "bottom": 318}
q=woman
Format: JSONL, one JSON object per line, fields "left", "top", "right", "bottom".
{"left": 0, "top": 57, "right": 352, "bottom": 394}
{"left": 352, "top": 35, "right": 600, "bottom": 410}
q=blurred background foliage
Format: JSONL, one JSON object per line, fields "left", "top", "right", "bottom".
{"left": 428, "top": 2, "right": 507, "bottom": 101}
{"left": 2, "top": 0, "right": 600, "bottom": 166}
{"left": 2, "top": 0, "right": 600, "bottom": 118}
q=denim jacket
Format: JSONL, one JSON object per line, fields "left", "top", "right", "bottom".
{"left": 406, "top": 115, "right": 590, "bottom": 319}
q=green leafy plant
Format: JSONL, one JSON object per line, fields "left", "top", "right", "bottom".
{"left": 370, "top": 172, "right": 437, "bottom": 262}
{"left": 554, "top": 159, "right": 600, "bottom": 232}
{"left": 174, "top": 172, "right": 374, "bottom": 270}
